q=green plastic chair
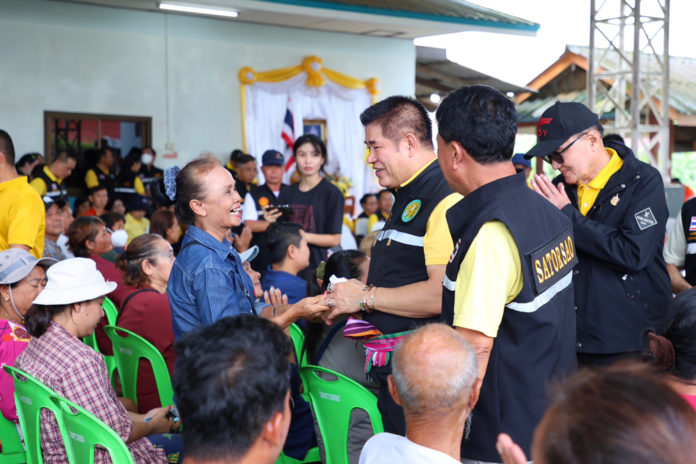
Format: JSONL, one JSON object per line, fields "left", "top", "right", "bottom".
{"left": 3, "top": 365, "right": 69, "bottom": 464}
{"left": 82, "top": 297, "right": 119, "bottom": 382}
{"left": 300, "top": 366, "right": 383, "bottom": 464}
{"left": 275, "top": 447, "right": 321, "bottom": 464}
{"left": 51, "top": 395, "right": 134, "bottom": 464}
{"left": 0, "top": 413, "right": 26, "bottom": 463}
{"left": 103, "top": 326, "right": 174, "bottom": 409}
{"left": 288, "top": 323, "right": 307, "bottom": 367}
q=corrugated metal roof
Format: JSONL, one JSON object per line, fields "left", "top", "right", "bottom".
{"left": 272, "top": 0, "right": 539, "bottom": 30}
{"left": 519, "top": 46, "right": 696, "bottom": 122}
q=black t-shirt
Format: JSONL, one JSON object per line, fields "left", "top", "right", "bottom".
{"left": 286, "top": 178, "right": 344, "bottom": 270}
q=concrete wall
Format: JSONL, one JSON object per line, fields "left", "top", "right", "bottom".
{"left": 0, "top": 0, "right": 415, "bottom": 167}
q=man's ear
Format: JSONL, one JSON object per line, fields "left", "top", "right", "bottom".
{"left": 403, "top": 133, "right": 419, "bottom": 156}
{"left": 468, "top": 378, "right": 483, "bottom": 412}
{"left": 287, "top": 244, "right": 297, "bottom": 260}
{"left": 261, "top": 411, "right": 286, "bottom": 447}
{"left": 387, "top": 374, "right": 402, "bottom": 406}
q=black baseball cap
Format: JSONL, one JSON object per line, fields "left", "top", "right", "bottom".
{"left": 524, "top": 101, "right": 602, "bottom": 159}
{"left": 262, "top": 149, "right": 284, "bottom": 167}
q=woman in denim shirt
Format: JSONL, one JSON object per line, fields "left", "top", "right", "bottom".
{"left": 154, "top": 157, "right": 329, "bottom": 339}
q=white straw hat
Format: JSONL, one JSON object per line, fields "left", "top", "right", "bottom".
{"left": 33, "top": 258, "right": 117, "bottom": 305}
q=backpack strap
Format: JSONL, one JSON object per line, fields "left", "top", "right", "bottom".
{"left": 116, "top": 288, "right": 159, "bottom": 324}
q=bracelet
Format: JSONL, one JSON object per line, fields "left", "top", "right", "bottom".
{"left": 368, "top": 286, "right": 377, "bottom": 312}
{"left": 359, "top": 285, "right": 370, "bottom": 312}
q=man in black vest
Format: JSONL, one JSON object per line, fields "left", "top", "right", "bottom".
{"left": 30, "top": 149, "right": 77, "bottom": 200}
{"left": 525, "top": 101, "right": 671, "bottom": 367}
{"left": 664, "top": 196, "right": 696, "bottom": 294}
{"left": 436, "top": 85, "right": 577, "bottom": 463}
{"left": 242, "top": 149, "right": 289, "bottom": 277}
{"left": 329, "top": 96, "right": 461, "bottom": 434}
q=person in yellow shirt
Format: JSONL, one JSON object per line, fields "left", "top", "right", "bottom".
{"left": 327, "top": 95, "right": 461, "bottom": 435}
{"left": 115, "top": 149, "right": 145, "bottom": 197}
{"left": 124, "top": 195, "right": 152, "bottom": 245}
{"left": 0, "top": 129, "right": 45, "bottom": 258}
{"left": 30, "top": 150, "right": 77, "bottom": 199}
{"left": 527, "top": 101, "right": 671, "bottom": 368}
{"left": 84, "top": 147, "right": 116, "bottom": 199}
{"left": 436, "top": 86, "right": 577, "bottom": 462}
{"left": 367, "top": 189, "right": 394, "bottom": 233}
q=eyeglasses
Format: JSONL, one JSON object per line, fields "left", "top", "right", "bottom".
{"left": 543, "top": 131, "right": 588, "bottom": 165}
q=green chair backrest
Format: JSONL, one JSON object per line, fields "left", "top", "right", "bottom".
{"left": 288, "top": 323, "right": 307, "bottom": 367}
{"left": 103, "top": 326, "right": 174, "bottom": 409}
{"left": 0, "top": 413, "right": 26, "bottom": 463}
{"left": 3, "top": 365, "right": 69, "bottom": 464}
{"left": 300, "top": 365, "right": 383, "bottom": 464}
{"left": 50, "top": 395, "right": 134, "bottom": 464}
{"left": 83, "top": 298, "right": 119, "bottom": 383}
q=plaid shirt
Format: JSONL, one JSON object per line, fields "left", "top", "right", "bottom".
{"left": 15, "top": 322, "right": 165, "bottom": 464}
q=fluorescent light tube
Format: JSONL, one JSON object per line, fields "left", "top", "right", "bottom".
{"left": 158, "top": 2, "right": 239, "bottom": 18}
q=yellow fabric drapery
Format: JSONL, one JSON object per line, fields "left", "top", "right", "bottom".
{"left": 239, "top": 56, "right": 379, "bottom": 151}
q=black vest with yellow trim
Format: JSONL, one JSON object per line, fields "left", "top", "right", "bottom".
{"left": 89, "top": 166, "right": 116, "bottom": 198}
{"left": 364, "top": 159, "right": 452, "bottom": 334}
{"left": 441, "top": 172, "right": 577, "bottom": 462}
{"left": 36, "top": 167, "right": 65, "bottom": 200}
{"left": 681, "top": 197, "right": 696, "bottom": 285}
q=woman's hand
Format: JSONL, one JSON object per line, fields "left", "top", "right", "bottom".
{"left": 264, "top": 287, "right": 289, "bottom": 308}
{"left": 293, "top": 295, "right": 332, "bottom": 321}
{"left": 143, "top": 406, "right": 178, "bottom": 434}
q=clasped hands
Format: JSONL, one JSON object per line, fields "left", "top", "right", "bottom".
{"left": 530, "top": 173, "right": 571, "bottom": 210}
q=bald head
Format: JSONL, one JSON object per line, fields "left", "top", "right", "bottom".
{"left": 392, "top": 324, "right": 477, "bottom": 415}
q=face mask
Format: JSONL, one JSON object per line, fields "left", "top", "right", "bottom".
{"left": 141, "top": 153, "right": 154, "bottom": 165}
{"left": 111, "top": 229, "right": 129, "bottom": 248}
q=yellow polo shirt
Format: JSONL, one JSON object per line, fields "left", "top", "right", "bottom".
{"left": 453, "top": 221, "right": 523, "bottom": 337}
{"left": 577, "top": 148, "right": 623, "bottom": 216}
{"left": 0, "top": 176, "right": 46, "bottom": 258}
{"left": 30, "top": 166, "right": 61, "bottom": 196}
{"left": 398, "top": 158, "right": 463, "bottom": 266}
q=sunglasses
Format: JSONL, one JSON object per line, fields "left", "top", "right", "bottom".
{"left": 543, "top": 131, "right": 588, "bottom": 165}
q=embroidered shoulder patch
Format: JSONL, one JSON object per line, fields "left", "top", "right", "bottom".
{"left": 635, "top": 208, "right": 658, "bottom": 230}
{"left": 401, "top": 199, "right": 421, "bottom": 222}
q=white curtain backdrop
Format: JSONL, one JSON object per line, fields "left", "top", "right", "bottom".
{"left": 243, "top": 72, "right": 378, "bottom": 198}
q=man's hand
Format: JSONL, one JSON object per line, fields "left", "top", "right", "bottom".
{"left": 531, "top": 174, "right": 571, "bottom": 210}
{"left": 326, "top": 278, "right": 364, "bottom": 320}
{"left": 293, "top": 296, "right": 332, "bottom": 321}
{"left": 496, "top": 433, "right": 529, "bottom": 464}
{"left": 262, "top": 206, "right": 283, "bottom": 223}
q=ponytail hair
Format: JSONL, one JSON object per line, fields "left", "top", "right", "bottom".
{"left": 151, "top": 156, "right": 220, "bottom": 226}
{"left": 24, "top": 304, "right": 70, "bottom": 338}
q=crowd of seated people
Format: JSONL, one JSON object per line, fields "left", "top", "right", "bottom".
{"left": 3, "top": 80, "right": 696, "bottom": 464}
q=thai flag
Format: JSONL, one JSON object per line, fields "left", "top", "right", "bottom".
{"left": 690, "top": 216, "right": 696, "bottom": 232}
{"left": 281, "top": 103, "right": 295, "bottom": 173}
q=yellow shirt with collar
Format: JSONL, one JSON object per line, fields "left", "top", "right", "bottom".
{"left": 576, "top": 148, "right": 623, "bottom": 216}
{"left": 124, "top": 212, "right": 150, "bottom": 245}
{"left": 452, "top": 221, "right": 523, "bottom": 337}
{"left": 398, "top": 157, "right": 463, "bottom": 266}
{"left": 0, "top": 176, "right": 46, "bottom": 258}
{"left": 30, "top": 166, "right": 61, "bottom": 196}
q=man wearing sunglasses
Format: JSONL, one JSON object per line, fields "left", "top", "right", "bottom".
{"left": 525, "top": 101, "right": 671, "bottom": 368}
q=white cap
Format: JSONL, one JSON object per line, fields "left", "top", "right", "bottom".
{"left": 33, "top": 258, "right": 117, "bottom": 305}
{"left": 239, "top": 245, "right": 259, "bottom": 263}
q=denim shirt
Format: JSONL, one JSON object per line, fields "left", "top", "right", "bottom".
{"left": 168, "top": 225, "right": 256, "bottom": 339}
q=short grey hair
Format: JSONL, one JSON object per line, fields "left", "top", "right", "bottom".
{"left": 391, "top": 323, "right": 477, "bottom": 414}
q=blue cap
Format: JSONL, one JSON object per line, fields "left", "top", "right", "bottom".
{"left": 512, "top": 153, "right": 531, "bottom": 168}
{"left": 262, "top": 150, "right": 284, "bottom": 166}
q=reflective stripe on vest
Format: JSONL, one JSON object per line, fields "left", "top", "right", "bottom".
{"left": 443, "top": 274, "right": 457, "bottom": 291}
{"left": 44, "top": 190, "right": 62, "bottom": 198}
{"left": 687, "top": 243, "right": 696, "bottom": 255}
{"left": 114, "top": 187, "right": 137, "bottom": 194}
{"left": 376, "top": 228, "right": 424, "bottom": 247}
{"left": 506, "top": 272, "right": 573, "bottom": 313}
